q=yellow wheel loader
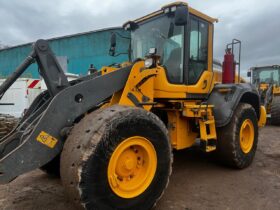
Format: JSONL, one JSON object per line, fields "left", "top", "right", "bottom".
{"left": 0, "top": 2, "right": 266, "bottom": 210}
{"left": 248, "top": 65, "right": 280, "bottom": 125}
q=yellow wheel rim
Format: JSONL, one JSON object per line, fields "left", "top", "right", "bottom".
{"left": 239, "top": 119, "right": 254, "bottom": 154}
{"left": 107, "top": 136, "right": 157, "bottom": 198}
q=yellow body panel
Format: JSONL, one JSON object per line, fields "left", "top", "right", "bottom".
{"left": 258, "top": 105, "right": 267, "bottom": 127}
{"left": 258, "top": 83, "right": 280, "bottom": 94}
{"left": 101, "top": 66, "right": 118, "bottom": 75}
{"left": 153, "top": 69, "right": 215, "bottom": 98}
{"left": 167, "top": 111, "right": 198, "bottom": 150}
{"left": 118, "top": 61, "right": 157, "bottom": 111}
{"left": 124, "top": 64, "right": 217, "bottom": 99}
{"left": 273, "top": 86, "right": 280, "bottom": 95}
{"left": 259, "top": 83, "right": 269, "bottom": 91}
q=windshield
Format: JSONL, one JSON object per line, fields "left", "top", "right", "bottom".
{"left": 131, "top": 15, "right": 184, "bottom": 83}
{"left": 252, "top": 67, "right": 280, "bottom": 86}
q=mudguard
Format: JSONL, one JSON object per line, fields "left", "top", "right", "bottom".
{"left": 207, "top": 83, "right": 260, "bottom": 128}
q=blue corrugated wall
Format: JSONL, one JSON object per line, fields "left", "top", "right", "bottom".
{"left": 0, "top": 27, "right": 130, "bottom": 78}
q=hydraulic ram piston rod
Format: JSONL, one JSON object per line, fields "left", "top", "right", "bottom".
{"left": 0, "top": 50, "right": 36, "bottom": 99}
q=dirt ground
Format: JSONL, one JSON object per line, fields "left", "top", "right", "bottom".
{"left": 0, "top": 125, "right": 279, "bottom": 210}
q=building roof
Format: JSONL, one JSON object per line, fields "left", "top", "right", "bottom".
{"left": 0, "top": 26, "right": 123, "bottom": 52}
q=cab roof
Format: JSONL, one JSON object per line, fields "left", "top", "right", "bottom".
{"left": 251, "top": 65, "right": 280, "bottom": 71}
{"left": 132, "top": 1, "right": 218, "bottom": 24}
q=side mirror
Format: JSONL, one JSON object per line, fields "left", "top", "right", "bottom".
{"left": 109, "top": 33, "right": 116, "bottom": 56}
{"left": 175, "top": 6, "right": 189, "bottom": 26}
{"left": 247, "top": 71, "right": 251, "bottom": 77}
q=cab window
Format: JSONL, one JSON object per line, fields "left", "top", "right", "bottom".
{"left": 162, "top": 23, "right": 184, "bottom": 84}
{"left": 188, "top": 17, "right": 209, "bottom": 85}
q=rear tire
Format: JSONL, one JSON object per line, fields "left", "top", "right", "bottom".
{"left": 60, "top": 105, "right": 172, "bottom": 210}
{"left": 271, "top": 96, "right": 280, "bottom": 125}
{"left": 216, "top": 103, "right": 258, "bottom": 169}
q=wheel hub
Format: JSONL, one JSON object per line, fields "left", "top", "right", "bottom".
{"left": 239, "top": 119, "right": 254, "bottom": 154}
{"left": 108, "top": 136, "right": 157, "bottom": 198}
{"left": 124, "top": 159, "right": 134, "bottom": 170}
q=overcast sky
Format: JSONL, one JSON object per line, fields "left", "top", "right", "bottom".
{"left": 0, "top": 0, "right": 280, "bottom": 74}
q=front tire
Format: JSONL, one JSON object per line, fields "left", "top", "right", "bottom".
{"left": 216, "top": 103, "right": 258, "bottom": 169}
{"left": 60, "top": 105, "right": 172, "bottom": 210}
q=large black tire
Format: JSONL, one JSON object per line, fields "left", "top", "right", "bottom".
{"left": 216, "top": 103, "right": 258, "bottom": 169}
{"left": 60, "top": 105, "right": 172, "bottom": 210}
{"left": 0, "top": 114, "right": 18, "bottom": 139}
{"left": 271, "top": 96, "right": 280, "bottom": 125}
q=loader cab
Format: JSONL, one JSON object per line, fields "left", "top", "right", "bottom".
{"left": 249, "top": 66, "right": 280, "bottom": 87}
{"left": 123, "top": 2, "right": 216, "bottom": 91}
{"left": 248, "top": 66, "right": 280, "bottom": 110}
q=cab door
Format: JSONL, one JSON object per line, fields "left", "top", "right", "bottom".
{"left": 154, "top": 14, "right": 214, "bottom": 98}
{"left": 186, "top": 15, "right": 214, "bottom": 95}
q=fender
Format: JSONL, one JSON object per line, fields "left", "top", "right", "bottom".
{"left": 207, "top": 83, "right": 260, "bottom": 127}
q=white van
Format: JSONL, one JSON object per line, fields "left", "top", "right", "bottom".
{"left": 0, "top": 78, "right": 41, "bottom": 118}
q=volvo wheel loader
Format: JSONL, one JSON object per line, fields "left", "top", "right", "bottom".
{"left": 0, "top": 2, "right": 266, "bottom": 210}
{"left": 248, "top": 65, "right": 280, "bottom": 125}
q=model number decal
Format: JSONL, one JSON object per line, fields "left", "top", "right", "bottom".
{"left": 36, "top": 131, "right": 58, "bottom": 148}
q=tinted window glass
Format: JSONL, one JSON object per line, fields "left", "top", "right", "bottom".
{"left": 131, "top": 15, "right": 184, "bottom": 84}
{"left": 162, "top": 26, "right": 184, "bottom": 83}
{"left": 188, "top": 17, "right": 208, "bottom": 84}
{"left": 253, "top": 68, "right": 280, "bottom": 85}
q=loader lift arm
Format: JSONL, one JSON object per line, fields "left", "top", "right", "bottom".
{"left": 0, "top": 40, "right": 131, "bottom": 183}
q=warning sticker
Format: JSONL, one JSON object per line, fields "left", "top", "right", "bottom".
{"left": 36, "top": 131, "right": 58, "bottom": 148}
